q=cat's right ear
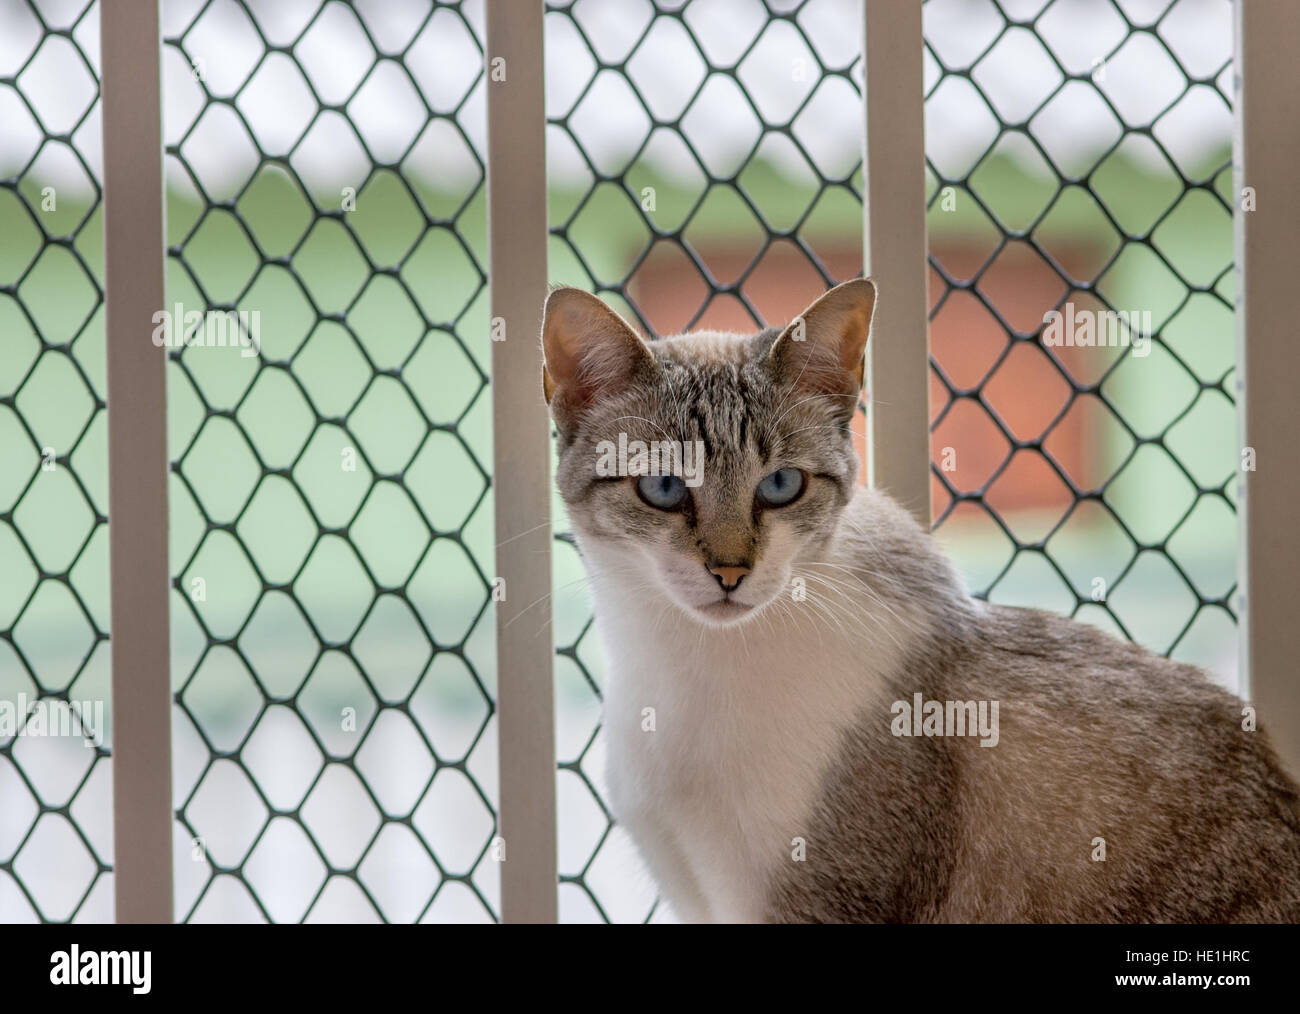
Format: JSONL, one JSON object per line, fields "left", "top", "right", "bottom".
{"left": 541, "top": 287, "right": 653, "bottom": 431}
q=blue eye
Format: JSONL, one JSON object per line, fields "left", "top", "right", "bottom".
{"left": 636, "top": 474, "right": 688, "bottom": 510}
{"left": 756, "top": 468, "right": 804, "bottom": 507}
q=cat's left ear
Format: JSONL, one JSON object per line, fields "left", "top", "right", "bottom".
{"left": 769, "top": 278, "right": 876, "bottom": 398}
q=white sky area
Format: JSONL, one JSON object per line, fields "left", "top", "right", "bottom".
{"left": 0, "top": 0, "right": 1233, "bottom": 199}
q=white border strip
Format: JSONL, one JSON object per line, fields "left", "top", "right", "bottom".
{"left": 100, "top": 0, "right": 174, "bottom": 923}
{"left": 1233, "top": 2, "right": 1300, "bottom": 779}
{"left": 862, "top": 0, "right": 932, "bottom": 529}
{"left": 485, "top": 0, "right": 558, "bottom": 923}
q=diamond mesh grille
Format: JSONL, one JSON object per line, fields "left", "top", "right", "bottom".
{"left": 924, "top": 0, "right": 1237, "bottom": 676}
{"left": 161, "top": 0, "right": 497, "bottom": 923}
{"left": 0, "top": 0, "right": 114, "bottom": 924}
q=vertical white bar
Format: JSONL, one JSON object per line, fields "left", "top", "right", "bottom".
{"left": 485, "top": 0, "right": 557, "bottom": 923}
{"left": 100, "top": 0, "right": 174, "bottom": 922}
{"left": 862, "top": 0, "right": 932, "bottom": 529}
{"left": 1233, "top": 2, "right": 1300, "bottom": 780}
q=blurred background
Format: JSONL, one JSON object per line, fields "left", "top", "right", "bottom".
{"left": 0, "top": 0, "right": 1237, "bottom": 922}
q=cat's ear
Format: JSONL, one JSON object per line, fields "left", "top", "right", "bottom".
{"left": 542, "top": 287, "right": 653, "bottom": 428}
{"left": 769, "top": 278, "right": 876, "bottom": 400}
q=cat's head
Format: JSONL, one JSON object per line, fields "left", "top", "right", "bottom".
{"left": 542, "top": 279, "right": 875, "bottom": 627}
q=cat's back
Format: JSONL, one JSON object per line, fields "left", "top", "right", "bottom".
{"left": 768, "top": 526, "right": 1300, "bottom": 921}
{"left": 948, "top": 606, "right": 1300, "bottom": 921}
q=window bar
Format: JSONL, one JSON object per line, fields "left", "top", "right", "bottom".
{"left": 862, "top": 0, "right": 931, "bottom": 529}
{"left": 100, "top": 0, "right": 174, "bottom": 923}
{"left": 485, "top": 0, "right": 558, "bottom": 923}
{"left": 1233, "top": 1, "right": 1300, "bottom": 779}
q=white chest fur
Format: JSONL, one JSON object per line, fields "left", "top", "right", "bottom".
{"left": 592, "top": 569, "right": 909, "bottom": 923}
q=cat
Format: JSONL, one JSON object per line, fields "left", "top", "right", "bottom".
{"left": 540, "top": 278, "right": 1300, "bottom": 923}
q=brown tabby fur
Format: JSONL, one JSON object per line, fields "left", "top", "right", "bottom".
{"left": 765, "top": 491, "right": 1300, "bottom": 923}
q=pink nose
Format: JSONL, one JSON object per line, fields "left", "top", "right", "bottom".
{"left": 708, "top": 564, "right": 750, "bottom": 591}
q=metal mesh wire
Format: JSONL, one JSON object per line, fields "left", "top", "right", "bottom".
{"left": 0, "top": 0, "right": 114, "bottom": 923}
{"left": 161, "top": 0, "right": 497, "bottom": 922}
{"left": 923, "top": 0, "right": 1237, "bottom": 669}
